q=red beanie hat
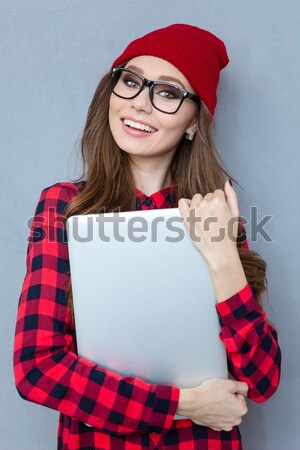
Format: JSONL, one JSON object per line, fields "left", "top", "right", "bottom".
{"left": 112, "top": 24, "right": 229, "bottom": 117}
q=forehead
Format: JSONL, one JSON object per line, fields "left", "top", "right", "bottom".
{"left": 124, "top": 55, "right": 195, "bottom": 92}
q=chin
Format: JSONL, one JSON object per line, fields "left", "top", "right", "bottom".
{"left": 120, "top": 146, "right": 150, "bottom": 156}
{"left": 113, "top": 135, "right": 151, "bottom": 155}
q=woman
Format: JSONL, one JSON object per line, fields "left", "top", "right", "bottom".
{"left": 14, "top": 24, "right": 281, "bottom": 450}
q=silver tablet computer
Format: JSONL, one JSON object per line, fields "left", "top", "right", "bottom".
{"left": 67, "top": 208, "right": 228, "bottom": 412}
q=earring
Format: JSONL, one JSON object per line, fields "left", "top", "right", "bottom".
{"left": 185, "top": 130, "right": 195, "bottom": 141}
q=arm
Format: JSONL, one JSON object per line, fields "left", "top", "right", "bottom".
{"left": 214, "top": 259, "right": 281, "bottom": 402}
{"left": 174, "top": 227, "right": 280, "bottom": 432}
{"left": 13, "top": 183, "right": 179, "bottom": 435}
{"left": 178, "top": 183, "right": 281, "bottom": 405}
{"left": 208, "top": 221, "right": 281, "bottom": 402}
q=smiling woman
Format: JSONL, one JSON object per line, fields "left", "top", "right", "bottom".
{"left": 109, "top": 56, "right": 199, "bottom": 166}
{"left": 13, "top": 23, "right": 281, "bottom": 450}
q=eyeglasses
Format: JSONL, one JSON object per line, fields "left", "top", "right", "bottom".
{"left": 111, "top": 67, "right": 201, "bottom": 114}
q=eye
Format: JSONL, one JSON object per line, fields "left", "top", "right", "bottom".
{"left": 155, "top": 85, "right": 182, "bottom": 100}
{"left": 159, "top": 90, "right": 175, "bottom": 98}
{"left": 122, "top": 75, "right": 141, "bottom": 90}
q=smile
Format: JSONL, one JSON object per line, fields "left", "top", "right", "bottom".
{"left": 122, "top": 119, "right": 157, "bottom": 133}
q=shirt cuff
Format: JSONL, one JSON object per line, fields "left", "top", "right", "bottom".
{"left": 215, "top": 283, "right": 261, "bottom": 327}
{"left": 147, "top": 384, "right": 180, "bottom": 434}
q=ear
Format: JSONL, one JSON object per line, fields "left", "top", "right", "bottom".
{"left": 185, "top": 117, "right": 198, "bottom": 135}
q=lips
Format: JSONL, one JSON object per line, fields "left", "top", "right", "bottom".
{"left": 121, "top": 117, "right": 158, "bottom": 133}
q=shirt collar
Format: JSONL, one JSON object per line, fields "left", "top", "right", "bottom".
{"left": 135, "top": 184, "right": 178, "bottom": 210}
{"left": 76, "top": 181, "right": 178, "bottom": 210}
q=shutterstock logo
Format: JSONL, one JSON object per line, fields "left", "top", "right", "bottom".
{"left": 26, "top": 206, "right": 274, "bottom": 244}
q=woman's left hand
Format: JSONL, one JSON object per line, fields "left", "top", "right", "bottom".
{"left": 178, "top": 180, "right": 240, "bottom": 272}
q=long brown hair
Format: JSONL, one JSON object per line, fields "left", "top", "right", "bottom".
{"left": 64, "top": 68, "right": 268, "bottom": 326}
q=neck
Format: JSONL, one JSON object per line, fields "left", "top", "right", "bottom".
{"left": 131, "top": 160, "right": 173, "bottom": 196}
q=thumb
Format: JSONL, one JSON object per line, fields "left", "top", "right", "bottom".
{"left": 224, "top": 179, "right": 240, "bottom": 239}
{"left": 230, "top": 381, "right": 249, "bottom": 396}
{"left": 224, "top": 179, "right": 239, "bottom": 217}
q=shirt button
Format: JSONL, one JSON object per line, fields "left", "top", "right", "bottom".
{"left": 144, "top": 198, "right": 153, "bottom": 207}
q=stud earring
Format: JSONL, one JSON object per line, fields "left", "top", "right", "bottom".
{"left": 185, "top": 130, "right": 195, "bottom": 141}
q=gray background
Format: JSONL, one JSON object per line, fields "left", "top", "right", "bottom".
{"left": 1, "top": 1, "right": 299, "bottom": 449}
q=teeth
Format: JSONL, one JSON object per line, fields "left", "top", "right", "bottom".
{"left": 123, "top": 119, "right": 155, "bottom": 133}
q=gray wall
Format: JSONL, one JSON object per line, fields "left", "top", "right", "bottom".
{"left": 1, "top": 1, "right": 299, "bottom": 449}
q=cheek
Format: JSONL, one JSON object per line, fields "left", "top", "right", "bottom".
{"left": 108, "top": 96, "right": 120, "bottom": 134}
{"left": 160, "top": 117, "right": 187, "bottom": 141}
{"left": 108, "top": 95, "right": 116, "bottom": 121}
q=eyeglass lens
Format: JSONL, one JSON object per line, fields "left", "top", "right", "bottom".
{"left": 113, "top": 69, "right": 183, "bottom": 113}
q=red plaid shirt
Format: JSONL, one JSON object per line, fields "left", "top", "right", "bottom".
{"left": 14, "top": 182, "right": 281, "bottom": 450}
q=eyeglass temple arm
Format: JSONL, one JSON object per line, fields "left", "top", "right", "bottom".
{"left": 186, "top": 92, "right": 201, "bottom": 105}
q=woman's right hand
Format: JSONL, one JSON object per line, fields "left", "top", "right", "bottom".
{"left": 176, "top": 379, "right": 249, "bottom": 432}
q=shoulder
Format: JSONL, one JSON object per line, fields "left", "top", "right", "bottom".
{"left": 40, "top": 181, "right": 85, "bottom": 199}
{"left": 35, "top": 181, "right": 86, "bottom": 215}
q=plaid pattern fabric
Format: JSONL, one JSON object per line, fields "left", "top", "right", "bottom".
{"left": 14, "top": 182, "right": 281, "bottom": 450}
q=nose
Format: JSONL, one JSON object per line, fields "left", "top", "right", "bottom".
{"left": 130, "top": 86, "right": 153, "bottom": 114}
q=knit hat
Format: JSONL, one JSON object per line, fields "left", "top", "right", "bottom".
{"left": 112, "top": 24, "right": 229, "bottom": 117}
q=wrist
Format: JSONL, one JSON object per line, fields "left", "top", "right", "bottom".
{"left": 176, "top": 388, "right": 195, "bottom": 416}
{"left": 207, "top": 248, "right": 241, "bottom": 275}
{"left": 208, "top": 256, "right": 248, "bottom": 303}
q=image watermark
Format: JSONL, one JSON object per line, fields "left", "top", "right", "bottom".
{"left": 26, "top": 206, "right": 274, "bottom": 244}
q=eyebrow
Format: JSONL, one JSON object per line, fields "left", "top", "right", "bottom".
{"left": 126, "top": 64, "right": 187, "bottom": 89}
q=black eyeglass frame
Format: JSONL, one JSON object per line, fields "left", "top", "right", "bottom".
{"left": 111, "top": 67, "right": 201, "bottom": 114}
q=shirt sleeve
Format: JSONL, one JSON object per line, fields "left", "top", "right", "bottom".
{"left": 215, "top": 221, "right": 281, "bottom": 402}
{"left": 13, "top": 183, "right": 179, "bottom": 435}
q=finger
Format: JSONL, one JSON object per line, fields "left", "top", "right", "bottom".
{"left": 230, "top": 381, "right": 249, "bottom": 396}
{"left": 212, "top": 189, "right": 225, "bottom": 200}
{"left": 224, "top": 179, "right": 239, "bottom": 217}
{"left": 178, "top": 198, "right": 191, "bottom": 222}
{"left": 190, "top": 193, "right": 203, "bottom": 209}
{"left": 236, "top": 393, "right": 247, "bottom": 402}
{"left": 191, "top": 419, "right": 206, "bottom": 427}
{"left": 236, "top": 393, "right": 248, "bottom": 404}
{"left": 188, "top": 194, "right": 203, "bottom": 226}
{"left": 192, "top": 420, "right": 222, "bottom": 432}
{"left": 236, "top": 394, "right": 248, "bottom": 413}
{"left": 203, "top": 192, "right": 213, "bottom": 200}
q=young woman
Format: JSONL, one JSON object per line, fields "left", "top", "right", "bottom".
{"left": 14, "top": 24, "right": 281, "bottom": 450}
